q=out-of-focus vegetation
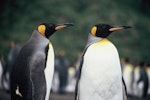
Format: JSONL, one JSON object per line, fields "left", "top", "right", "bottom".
{"left": 0, "top": 0, "right": 150, "bottom": 64}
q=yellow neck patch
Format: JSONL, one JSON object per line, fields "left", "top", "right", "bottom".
{"left": 91, "top": 26, "right": 97, "bottom": 36}
{"left": 38, "top": 25, "right": 46, "bottom": 36}
{"left": 95, "top": 38, "right": 110, "bottom": 45}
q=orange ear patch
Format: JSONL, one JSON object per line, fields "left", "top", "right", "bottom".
{"left": 38, "top": 25, "right": 46, "bottom": 36}
{"left": 91, "top": 26, "right": 97, "bottom": 36}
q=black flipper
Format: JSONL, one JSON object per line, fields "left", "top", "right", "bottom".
{"left": 74, "top": 47, "right": 89, "bottom": 100}
{"left": 122, "top": 77, "right": 128, "bottom": 100}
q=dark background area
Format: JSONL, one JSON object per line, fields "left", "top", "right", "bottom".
{"left": 0, "top": 0, "right": 150, "bottom": 100}
{"left": 0, "top": 0, "right": 150, "bottom": 64}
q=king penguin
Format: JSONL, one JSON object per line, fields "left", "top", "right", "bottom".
{"left": 10, "top": 23, "right": 73, "bottom": 100}
{"left": 75, "top": 23, "right": 131, "bottom": 100}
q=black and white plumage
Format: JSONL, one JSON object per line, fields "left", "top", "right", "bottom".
{"left": 10, "top": 23, "right": 73, "bottom": 100}
{"left": 75, "top": 24, "right": 131, "bottom": 100}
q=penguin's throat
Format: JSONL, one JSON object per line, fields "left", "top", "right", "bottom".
{"left": 96, "top": 38, "right": 110, "bottom": 44}
{"left": 100, "top": 38, "right": 109, "bottom": 42}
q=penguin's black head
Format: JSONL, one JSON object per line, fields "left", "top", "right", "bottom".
{"left": 37, "top": 23, "right": 73, "bottom": 38}
{"left": 91, "top": 23, "right": 131, "bottom": 38}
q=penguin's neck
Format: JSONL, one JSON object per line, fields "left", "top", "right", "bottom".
{"left": 29, "top": 30, "right": 50, "bottom": 45}
{"left": 85, "top": 33, "right": 102, "bottom": 48}
{"left": 83, "top": 34, "right": 112, "bottom": 53}
{"left": 81, "top": 33, "right": 102, "bottom": 55}
{"left": 96, "top": 38, "right": 111, "bottom": 45}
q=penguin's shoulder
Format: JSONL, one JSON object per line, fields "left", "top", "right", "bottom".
{"left": 86, "top": 38, "right": 114, "bottom": 51}
{"left": 30, "top": 51, "right": 46, "bottom": 70}
{"left": 86, "top": 38, "right": 117, "bottom": 54}
{"left": 29, "top": 43, "right": 51, "bottom": 69}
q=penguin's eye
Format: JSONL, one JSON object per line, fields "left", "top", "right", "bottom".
{"left": 101, "top": 25, "right": 109, "bottom": 31}
{"left": 91, "top": 26, "right": 97, "bottom": 36}
{"left": 48, "top": 24, "right": 53, "bottom": 27}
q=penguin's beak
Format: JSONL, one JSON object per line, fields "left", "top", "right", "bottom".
{"left": 55, "top": 23, "right": 74, "bottom": 30}
{"left": 109, "top": 26, "right": 132, "bottom": 32}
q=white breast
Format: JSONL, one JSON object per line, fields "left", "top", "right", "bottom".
{"left": 44, "top": 43, "right": 54, "bottom": 100}
{"left": 79, "top": 40, "right": 123, "bottom": 100}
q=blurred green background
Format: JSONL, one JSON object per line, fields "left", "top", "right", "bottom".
{"left": 0, "top": 0, "right": 150, "bottom": 64}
